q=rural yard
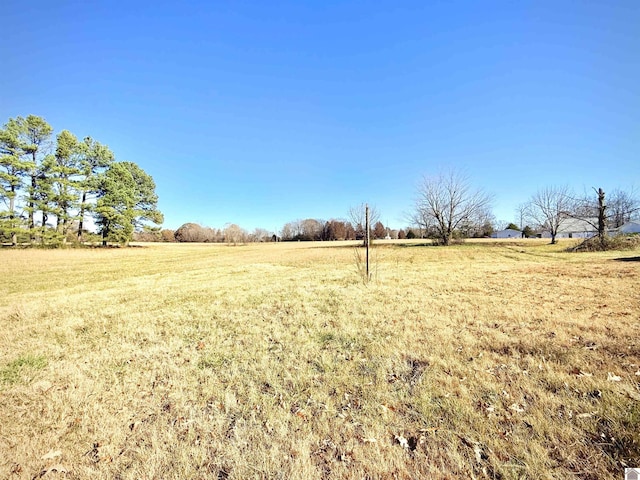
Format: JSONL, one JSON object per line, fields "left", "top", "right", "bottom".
{"left": 1, "top": 240, "right": 639, "bottom": 479}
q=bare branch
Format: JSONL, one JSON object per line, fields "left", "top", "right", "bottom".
{"left": 414, "top": 169, "right": 493, "bottom": 245}
{"left": 524, "top": 185, "right": 573, "bottom": 244}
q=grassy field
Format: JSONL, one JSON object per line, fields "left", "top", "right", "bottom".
{"left": 1, "top": 239, "right": 639, "bottom": 479}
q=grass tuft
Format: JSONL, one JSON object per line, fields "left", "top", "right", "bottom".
{"left": 0, "top": 354, "right": 47, "bottom": 385}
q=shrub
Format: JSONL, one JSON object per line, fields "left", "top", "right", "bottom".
{"left": 568, "top": 234, "right": 640, "bottom": 252}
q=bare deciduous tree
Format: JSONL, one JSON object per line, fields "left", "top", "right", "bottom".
{"left": 414, "top": 170, "right": 493, "bottom": 246}
{"left": 280, "top": 219, "right": 306, "bottom": 241}
{"left": 349, "top": 203, "right": 380, "bottom": 245}
{"left": 568, "top": 186, "right": 639, "bottom": 249}
{"left": 280, "top": 222, "right": 295, "bottom": 241}
{"left": 515, "top": 203, "right": 529, "bottom": 231}
{"left": 223, "top": 223, "right": 246, "bottom": 246}
{"left": 568, "top": 187, "right": 608, "bottom": 248}
{"left": 251, "top": 228, "right": 271, "bottom": 242}
{"left": 524, "top": 185, "right": 572, "bottom": 244}
{"left": 300, "top": 218, "right": 323, "bottom": 241}
{"left": 608, "top": 188, "right": 639, "bottom": 228}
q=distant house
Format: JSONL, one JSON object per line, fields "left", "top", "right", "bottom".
{"left": 615, "top": 221, "right": 640, "bottom": 234}
{"left": 491, "top": 228, "right": 521, "bottom": 239}
{"left": 541, "top": 218, "right": 597, "bottom": 239}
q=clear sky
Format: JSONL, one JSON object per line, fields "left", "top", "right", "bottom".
{"left": 2, "top": 1, "right": 638, "bottom": 232}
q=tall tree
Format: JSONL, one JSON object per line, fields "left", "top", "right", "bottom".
{"left": 94, "top": 162, "right": 162, "bottom": 246}
{"left": 34, "top": 155, "right": 58, "bottom": 243}
{"left": 414, "top": 170, "right": 493, "bottom": 246}
{"left": 19, "top": 115, "right": 53, "bottom": 241}
{"left": 524, "top": 185, "right": 572, "bottom": 244}
{"left": 94, "top": 163, "right": 136, "bottom": 246}
{"left": 51, "top": 130, "right": 82, "bottom": 239}
{"left": 119, "top": 162, "right": 163, "bottom": 230}
{"left": 0, "top": 118, "right": 31, "bottom": 245}
{"left": 35, "top": 131, "right": 82, "bottom": 244}
{"left": 77, "top": 137, "right": 114, "bottom": 241}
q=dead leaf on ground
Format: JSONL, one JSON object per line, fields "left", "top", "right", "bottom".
{"left": 394, "top": 435, "right": 409, "bottom": 449}
{"left": 576, "top": 412, "right": 596, "bottom": 419}
{"left": 40, "top": 450, "right": 62, "bottom": 460}
{"left": 474, "top": 445, "right": 484, "bottom": 463}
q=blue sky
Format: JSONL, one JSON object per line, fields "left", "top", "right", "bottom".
{"left": 2, "top": 1, "right": 638, "bottom": 231}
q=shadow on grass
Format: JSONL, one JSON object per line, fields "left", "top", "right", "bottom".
{"left": 306, "top": 241, "right": 434, "bottom": 250}
{"left": 395, "top": 242, "right": 435, "bottom": 248}
{"left": 613, "top": 256, "right": 640, "bottom": 262}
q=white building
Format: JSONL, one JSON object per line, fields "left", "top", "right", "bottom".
{"left": 491, "top": 228, "right": 522, "bottom": 239}
{"left": 615, "top": 221, "right": 640, "bottom": 234}
{"left": 541, "top": 218, "right": 598, "bottom": 239}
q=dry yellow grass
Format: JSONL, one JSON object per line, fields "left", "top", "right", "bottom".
{"left": 1, "top": 240, "right": 639, "bottom": 479}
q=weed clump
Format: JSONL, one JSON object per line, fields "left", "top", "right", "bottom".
{"left": 567, "top": 235, "right": 640, "bottom": 252}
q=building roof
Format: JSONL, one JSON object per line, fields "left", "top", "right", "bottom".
{"left": 491, "top": 228, "right": 521, "bottom": 238}
{"left": 557, "top": 217, "right": 597, "bottom": 234}
{"left": 616, "top": 221, "right": 640, "bottom": 233}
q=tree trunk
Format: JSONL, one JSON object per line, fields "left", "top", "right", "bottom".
{"left": 58, "top": 215, "right": 68, "bottom": 244}
{"left": 597, "top": 188, "right": 606, "bottom": 248}
{"left": 29, "top": 174, "right": 36, "bottom": 242}
{"left": 9, "top": 192, "right": 16, "bottom": 246}
{"left": 78, "top": 191, "right": 87, "bottom": 242}
{"left": 41, "top": 211, "right": 48, "bottom": 244}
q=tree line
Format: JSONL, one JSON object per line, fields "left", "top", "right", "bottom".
{"left": 152, "top": 218, "right": 400, "bottom": 244}
{"left": 0, "top": 115, "right": 162, "bottom": 246}
{"left": 138, "top": 169, "right": 638, "bottom": 248}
